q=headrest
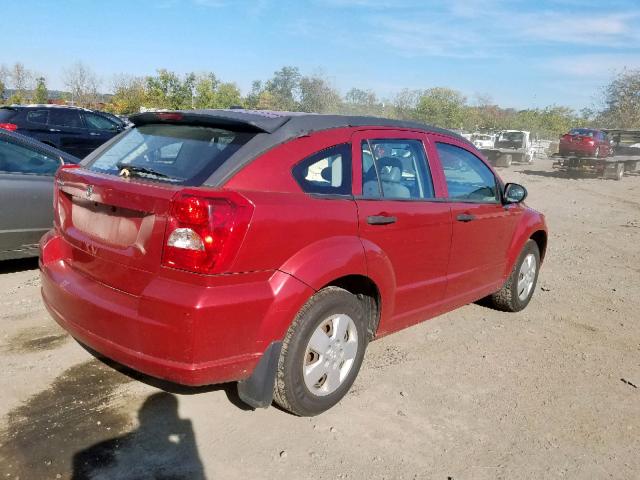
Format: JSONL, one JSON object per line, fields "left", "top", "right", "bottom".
{"left": 320, "top": 167, "right": 332, "bottom": 182}
{"left": 378, "top": 156, "right": 402, "bottom": 183}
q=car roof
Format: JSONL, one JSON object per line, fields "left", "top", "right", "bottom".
{"left": 0, "top": 128, "right": 80, "bottom": 164}
{"left": 130, "top": 109, "right": 472, "bottom": 186}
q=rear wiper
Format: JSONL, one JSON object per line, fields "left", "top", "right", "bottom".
{"left": 116, "top": 162, "right": 171, "bottom": 180}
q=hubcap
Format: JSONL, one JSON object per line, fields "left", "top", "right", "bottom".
{"left": 517, "top": 253, "right": 537, "bottom": 301}
{"left": 303, "top": 314, "right": 358, "bottom": 397}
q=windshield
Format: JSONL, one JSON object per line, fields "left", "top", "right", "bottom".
{"left": 498, "top": 132, "right": 524, "bottom": 142}
{"left": 85, "top": 124, "right": 255, "bottom": 185}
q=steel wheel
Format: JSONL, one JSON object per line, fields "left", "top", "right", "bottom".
{"left": 517, "top": 253, "right": 537, "bottom": 301}
{"left": 303, "top": 314, "right": 358, "bottom": 397}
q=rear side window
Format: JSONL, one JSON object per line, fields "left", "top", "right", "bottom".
{"left": 436, "top": 142, "right": 498, "bottom": 202}
{"left": 292, "top": 143, "right": 352, "bottom": 195}
{"left": 84, "top": 113, "right": 116, "bottom": 130}
{"left": 0, "top": 140, "right": 61, "bottom": 175}
{"left": 49, "top": 110, "right": 84, "bottom": 128}
{"left": 0, "top": 108, "right": 17, "bottom": 122}
{"left": 27, "top": 110, "right": 49, "bottom": 124}
{"left": 85, "top": 124, "right": 255, "bottom": 186}
{"left": 361, "top": 139, "right": 434, "bottom": 199}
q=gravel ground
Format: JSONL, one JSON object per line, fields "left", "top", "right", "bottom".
{"left": 1, "top": 160, "right": 639, "bottom": 480}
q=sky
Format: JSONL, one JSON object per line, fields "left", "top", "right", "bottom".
{"left": 2, "top": 0, "right": 640, "bottom": 110}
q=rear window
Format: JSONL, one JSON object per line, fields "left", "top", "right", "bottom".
{"left": 85, "top": 124, "right": 255, "bottom": 186}
{"left": 569, "top": 128, "right": 595, "bottom": 137}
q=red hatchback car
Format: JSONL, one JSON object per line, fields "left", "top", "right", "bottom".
{"left": 559, "top": 128, "right": 612, "bottom": 157}
{"left": 40, "top": 110, "right": 547, "bottom": 416}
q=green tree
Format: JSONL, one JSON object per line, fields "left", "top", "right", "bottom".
{"left": 192, "top": 73, "right": 243, "bottom": 109}
{"left": 344, "top": 88, "right": 383, "bottom": 116}
{"left": 33, "top": 77, "right": 48, "bottom": 104}
{"left": 298, "top": 74, "right": 341, "bottom": 113}
{"left": 145, "top": 69, "right": 195, "bottom": 109}
{"left": 110, "top": 75, "right": 146, "bottom": 114}
{"left": 600, "top": 69, "right": 640, "bottom": 128}
{"left": 391, "top": 89, "right": 422, "bottom": 120}
{"left": 415, "top": 87, "right": 467, "bottom": 129}
{"left": 263, "top": 66, "right": 301, "bottom": 110}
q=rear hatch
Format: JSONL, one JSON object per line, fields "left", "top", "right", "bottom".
{"left": 54, "top": 117, "right": 259, "bottom": 295}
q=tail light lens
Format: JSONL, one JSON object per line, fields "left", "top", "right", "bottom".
{"left": 162, "top": 191, "right": 254, "bottom": 274}
{"left": 0, "top": 123, "right": 18, "bottom": 131}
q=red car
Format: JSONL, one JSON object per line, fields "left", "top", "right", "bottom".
{"left": 559, "top": 128, "right": 612, "bottom": 157}
{"left": 40, "top": 110, "right": 547, "bottom": 416}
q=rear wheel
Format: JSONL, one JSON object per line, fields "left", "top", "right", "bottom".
{"left": 273, "top": 287, "right": 368, "bottom": 416}
{"left": 486, "top": 240, "right": 540, "bottom": 312}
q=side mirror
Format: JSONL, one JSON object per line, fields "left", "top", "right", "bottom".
{"left": 504, "top": 183, "right": 527, "bottom": 204}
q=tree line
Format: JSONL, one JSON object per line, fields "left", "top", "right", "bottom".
{"left": 1, "top": 61, "right": 639, "bottom": 139}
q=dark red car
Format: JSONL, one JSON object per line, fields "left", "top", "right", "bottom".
{"left": 40, "top": 110, "right": 547, "bottom": 416}
{"left": 559, "top": 128, "right": 612, "bottom": 157}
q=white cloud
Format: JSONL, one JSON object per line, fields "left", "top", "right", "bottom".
{"left": 544, "top": 54, "right": 640, "bottom": 77}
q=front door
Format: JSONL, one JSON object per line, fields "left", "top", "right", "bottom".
{"left": 0, "top": 138, "right": 61, "bottom": 257}
{"left": 353, "top": 130, "right": 452, "bottom": 332}
{"left": 430, "top": 136, "right": 522, "bottom": 303}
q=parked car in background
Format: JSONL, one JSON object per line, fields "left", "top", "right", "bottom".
{"left": 0, "top": 129, "right": 79, "bottom": 260}
{"left": 559, "top": 128, "right": 612, "bottom": 158}
{"left": 471, "top": 133, "right": 494, "bottom": 149}
{"left": 481, "top": 130, "right": 535, "bottom": 166}
{"left": 40, "top": 109, "right": 547, "bottom": 416}
{"left": 0, "top": 105, "right": 125, "bottom": 158}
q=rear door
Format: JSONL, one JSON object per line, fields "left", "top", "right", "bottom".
{"left": 48, "top": 109, "right": 91, "bottom": 157}
{"left": 23, "top": 109, "right": 51, "bottom": 142}
{"left": 430, "top": 135, "right": 522, "bottom": 302}
{"left": 353, "top": 130, "right": 452, "bottom": 331}
{"left": 0, "top": 137, "right": 62, "bottom": 256}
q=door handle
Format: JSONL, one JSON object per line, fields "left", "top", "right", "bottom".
{"left": 89, "top": 132, "right": 101, "bottom": 136}
{"left": 367, "top": 215, "right": 397, "bottom": 225}
{"left": 49, "top": 128, "right": 61, "bottom": 132}
{"left": 456, "top": 213, "right": 476, "bottom": 222}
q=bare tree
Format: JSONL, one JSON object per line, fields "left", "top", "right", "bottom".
{"left": 63, "top": 61, "right": 101, "bottom": 107}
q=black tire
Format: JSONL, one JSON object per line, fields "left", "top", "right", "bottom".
{"left": 273, "top": 287, "right": 368, "bottom": 416}
{"left": 486, "top": 240, "right": 540, "bottom": 312}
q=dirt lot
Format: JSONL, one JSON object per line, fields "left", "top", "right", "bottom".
{"left": 1, "top": 160, "right": 639, "bottom": 480}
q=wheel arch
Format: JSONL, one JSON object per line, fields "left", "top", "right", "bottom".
{"left": 320, "top": 274, "right": 381, "bottom": 340}
{"left": 530, "top": 229, "right": 547, "bottom": 262}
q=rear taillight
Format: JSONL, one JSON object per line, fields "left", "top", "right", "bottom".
{"left": 53, "top": 164, "right": 81, "bottom": 227}
{"left": 0, "top": 123, "right": 18, "bottom": 131}
{"left": 162, "top": 191, "right": 253, "bottom": 274}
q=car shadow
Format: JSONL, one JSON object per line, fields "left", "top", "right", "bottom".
{"left": 0, "top": 257, "right": 39, "bottom": 274}
{"left": 83, "top": 343, "right": 253, "bottom": 412}
{"left": 71, "top": 392, "right": 208, "bottom": 480}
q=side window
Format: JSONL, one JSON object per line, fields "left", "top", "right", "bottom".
{"left": 436, "top": 142, "right": 498, "bottom": 203}
{"left": 26, "top": 110, "right": 49, "bottom": 125}
{"left": 0, "top": 140, "right": 61, "bottom": 176}
{"left": 49, "top": 110, "right": 84, "bottom": 129}
{"left": 292, "top": 143, "right": 352, "bottom": 195}
{"left": 361, "top": 139, "right": 434, "bottom": 199}
{"left": 84, "top": 113, "right": 116, "bottom": 130}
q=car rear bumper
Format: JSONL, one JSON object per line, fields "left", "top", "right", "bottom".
{"left": 559, "top": 144, "right": 596, "bottom": 156}
{"left": 39, "top": 230, "right": 311, "bottom": 386}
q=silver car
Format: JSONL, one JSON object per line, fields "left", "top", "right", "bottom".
{"left": 0, "top": 129, "right": 79, "bottom": 260}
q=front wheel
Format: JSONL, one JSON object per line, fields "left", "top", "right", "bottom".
{"left": 273, "top": 287, "right": 368, "bottom": 416}
{"left": 486, "top": 240, "right": 540, "bottom": 312}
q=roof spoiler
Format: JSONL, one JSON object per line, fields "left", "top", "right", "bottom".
{"left": 130, "top": 110, "right": 292, "bottom": 133}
